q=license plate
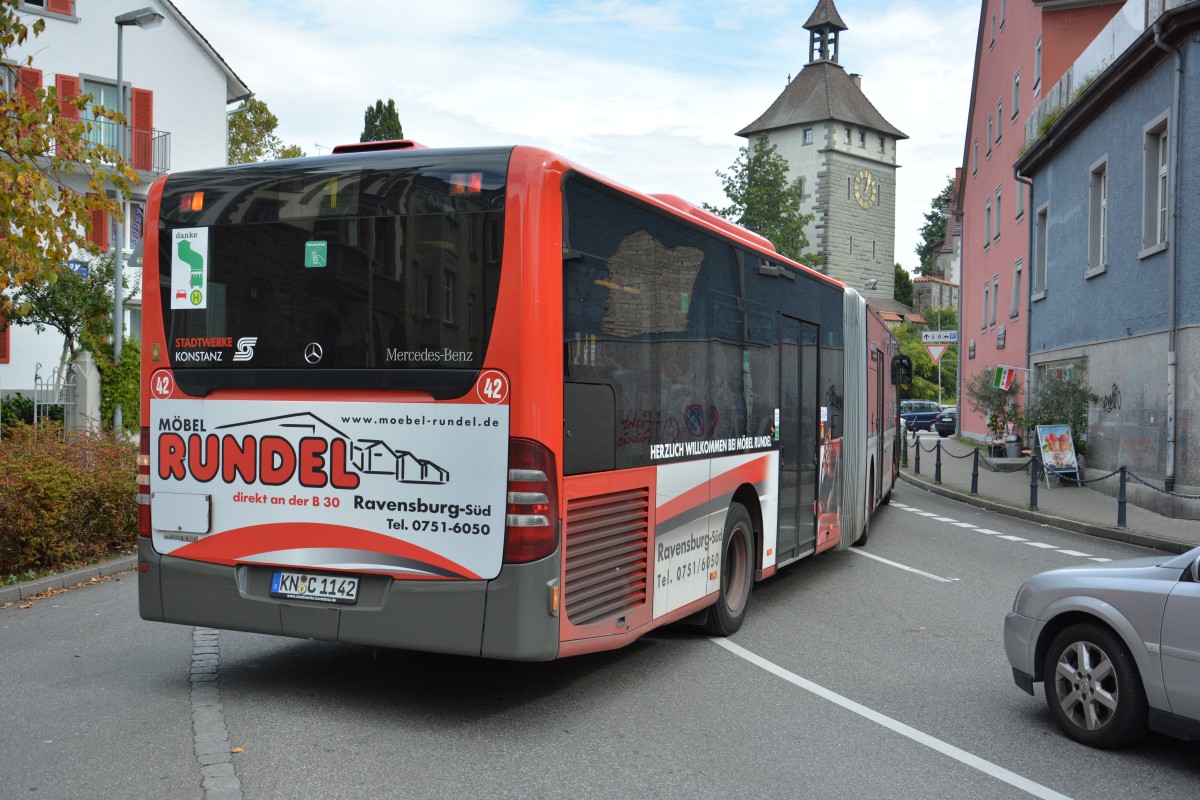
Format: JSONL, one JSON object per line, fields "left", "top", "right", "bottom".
{"left": 270, "top": 571, "right": 359, "bottom": 604}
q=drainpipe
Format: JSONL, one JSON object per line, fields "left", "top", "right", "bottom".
{"left": 1014, "top": 166, "right": 1034, "bottom": 433}
{"left": 1153, "top": 23, "right": 1181, "bottom": 494}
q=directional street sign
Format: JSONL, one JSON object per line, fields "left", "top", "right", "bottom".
{"left": 921, "top": 330, "right": 958, "bottom": 343}
{"left": 925, "top": 343, "right": 949, "bottom": 365}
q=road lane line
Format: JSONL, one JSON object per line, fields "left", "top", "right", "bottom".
{"left": 848, "top": 549, "right": 958, "bottom": 582}
{"left": 1056, "top": 550, "right": 1092, "bottom": 557}
{"left": 711, "top": 638, "right": 1076, "bottom": 800}
{"left": 976, "top": 529, "right": 1006, "bottom": 535}
{"left": 952, "top": 522, "right": 977, "bottom": 528}
{"left": 933, "top": 516, "right": 958, "bottom": 522}
{"left": 1024, "top": 542, "right": 1058, "bottom": 549}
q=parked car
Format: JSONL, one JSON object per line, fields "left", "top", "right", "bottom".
{"left": 900, "top": 400, "right": 942, "bottom": 432}
{"left": 933, "top": 407, "right": 957, "bottom": 438}
{"left": 1004, "top": 546, "right": 1200, "bottom": 748}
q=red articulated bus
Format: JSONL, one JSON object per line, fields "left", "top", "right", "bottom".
{"left": 137, "top": 141, "right": 900, "bottom": 660}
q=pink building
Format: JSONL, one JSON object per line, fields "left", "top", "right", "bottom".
{"left": 957, "top": 0, "right": 1122, "bottom": 441}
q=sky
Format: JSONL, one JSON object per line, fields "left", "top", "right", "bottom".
{"left": 170, "top": 0, "right": 979, "bottom": 274}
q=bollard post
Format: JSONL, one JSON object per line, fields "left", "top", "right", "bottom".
{"left": 1029, "top": 452, "right": 1039, "bottom": 511}
{"left": 1117, "top": 466, "right": 1127, "bottom": 530}
{"left": 971, "top": 448, "right": 980, "bottom": 495}
{"left": 935, "top": 440, "right": 942, "bottom": 484}
{"left": 913, "top": 434, "right": 921, "bottom": 476}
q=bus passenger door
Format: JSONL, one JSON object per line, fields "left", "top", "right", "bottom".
{"left": 777, "top": 317, "right": 818, "bottom": 561}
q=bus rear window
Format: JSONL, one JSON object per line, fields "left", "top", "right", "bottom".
{"left": 156, "top": 149, "right": 508, "bottom": 392}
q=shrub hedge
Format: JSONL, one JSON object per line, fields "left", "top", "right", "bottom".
{"left": 0, "top": 422, "right": 137, "bottom": 577}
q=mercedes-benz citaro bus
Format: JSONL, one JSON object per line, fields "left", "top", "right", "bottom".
{"left": 137, "top": 140, "right": 900, "bottom": 660}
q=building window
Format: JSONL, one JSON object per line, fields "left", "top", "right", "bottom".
{"left": 982, "top": 283, "right": 989, "bottom": 330}
{"left": 1011, "top": 259, "right": 1022, "bottom": 319}
{"left": 986, "top": 115, "right": 993, "bottom": 155}
{"left": 995, "top": 99, "right": 1003, "bottom": 140}
{"left": 1034, "top": 36, "right": 1042, "bottom": 90}
{"left": 991, "top": 276, "right": 1000, "bottom": 328}
{"left": 972, "top": 139, "right": 979, "bottom": 174}
{"left": 83, "top": 79, "right": 120, "bottom": 150}
{"left": 1142, "top": 115, "right": 1169, "bottom": 253}
{"left": 990, "top": 12, "right": 996, "bottom": 47}
{"left": 1012, "top": 70, "right": 1020, "bottom": 118}
{"left": 994, "top": 187, "right": 1002, "bottom": 239}
{"left": 984, "top": 198, "right": 993, "bottom": 246}
{"left": 1015, "top": 178, "right": 1024, "bottom": 220}
{"left": 1033, "top": 204, "right": 1048, "bottom": 297}
{"left": 858, "top": 131, "right": 865, "bottom": 148}
{"left": 1000, "top": 0, "right": 1006, "bottom": 28}
{"left": 804, "top": 128, "right": 814, "bottom": 145}
{"left": 1088, "top": 157, "right": 1108, "bottom": 273}
{"left": 844, "top": 127, "right": 851, "bottom": 145}
{"left": 878, "top": 136, "right": 885, "bottom": 153}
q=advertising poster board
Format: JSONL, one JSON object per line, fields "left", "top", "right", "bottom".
{"left": 1037, "top": 424, "right": 1079, "bottom": 486}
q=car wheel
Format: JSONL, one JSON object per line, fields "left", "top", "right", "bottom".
{"left": 704, "top": 503, "right": 754, "bottom": 636}
{"left": 1042, "top": 622, "right": 1149, "bottom": 748}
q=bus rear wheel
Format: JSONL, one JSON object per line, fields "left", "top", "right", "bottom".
{"left": 704, "top": 503, "right": 754, "bottom": 636}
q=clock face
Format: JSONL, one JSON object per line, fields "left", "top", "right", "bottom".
{"left": 854, "top": 169, "right": 879, "bottom": 209}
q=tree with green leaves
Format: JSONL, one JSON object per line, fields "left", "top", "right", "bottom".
{"left": 894, "top": 263, "right": 913, "bottom": 306}
{"left": 8, "top": 252, "right": 139, "bottom": 431}
{"left": 227, "top": 97, "right": 305, "bottom": 164}
{"left": 891, "top": 308, "right": 958, "bottom": 404}
{"left": 704, "top": 135, "right": 813, "bottom": 262}
{"left": 360, "top": 99, "right": 403, "bottom": 142}
{"left": 0, "top": 0, "right": 134, "bottom": 321}
{"left": 914, "top": 175, "right": 955, "bottom": 276}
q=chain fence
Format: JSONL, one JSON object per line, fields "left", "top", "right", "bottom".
{"left": 900, "top": 431, "right": 1200, "bottom": 531}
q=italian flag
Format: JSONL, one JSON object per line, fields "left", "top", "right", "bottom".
{"left": 993, "top": 366, "right": 1015, "bottom": 391}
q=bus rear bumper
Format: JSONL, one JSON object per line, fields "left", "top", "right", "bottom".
{"left": 137, "top": 538, "right": 560, "bottom": 661}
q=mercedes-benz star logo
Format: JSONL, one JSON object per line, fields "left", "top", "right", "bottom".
{"left": 304, "top": 342, "right": 324, "bottom": 364}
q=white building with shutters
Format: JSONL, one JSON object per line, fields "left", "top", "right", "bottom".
{"left": 0, "top": 0, "right": 249, "bottom": 407}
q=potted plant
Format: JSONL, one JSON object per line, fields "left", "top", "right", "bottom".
{"left": 966, "top": 369, "right": 1022, "bottom": 457}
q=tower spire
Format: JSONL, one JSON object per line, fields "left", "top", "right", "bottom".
{"left": 804, "top": 0, "right": 848, "bottom": 65}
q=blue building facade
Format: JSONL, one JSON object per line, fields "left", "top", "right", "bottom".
{"left": 1016, "top": 2, "right": 1199, "bottom": 517}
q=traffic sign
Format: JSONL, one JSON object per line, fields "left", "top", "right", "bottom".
{"left": 925, "top": 343, "right": 949, "bottom": 365}
{"left": 921, "top": 330, "right": 958, "bottom": 343}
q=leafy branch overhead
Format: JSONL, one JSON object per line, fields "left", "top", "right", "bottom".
{"left": 0, "top": 0, "right": 137, "bottom": 320}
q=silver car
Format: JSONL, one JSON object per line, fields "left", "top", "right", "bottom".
{"left": 1004, "top": 546, "right": 1200, "bottom": 748}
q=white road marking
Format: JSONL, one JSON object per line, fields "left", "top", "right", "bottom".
{"left": 849, "top": 548, "right": 958, "bottom": 582}
{"left": 711, "top": 638, "right": 1076, "bottom": 800}
{"left": 893, "top": 503, "right": 1128, "bottom": 565}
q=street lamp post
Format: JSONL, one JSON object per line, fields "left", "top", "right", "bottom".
{"left": 112, "top": 7, "right": 162, "bottom": 432}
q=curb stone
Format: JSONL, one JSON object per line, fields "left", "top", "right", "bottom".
{"left": 0, "top": 554, "right": 138, "bottom": 606}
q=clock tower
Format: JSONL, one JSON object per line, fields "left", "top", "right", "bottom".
{"left": 736, "top": 0, "right": 906, "bottom": 304}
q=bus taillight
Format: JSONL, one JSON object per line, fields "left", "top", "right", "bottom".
{"left": 504, "top": 439, "right": 560, "bottom": 564}
{"left": 137, "top": 427, "right": 151, "bottom": 536}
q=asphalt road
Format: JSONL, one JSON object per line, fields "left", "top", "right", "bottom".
{"left": 3, "top": 485, "right": 1198, "bottom": 799}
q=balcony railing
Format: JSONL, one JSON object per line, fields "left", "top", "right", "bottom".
{"left": 73, "top": 116, "right": 171, "bottom": 173}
